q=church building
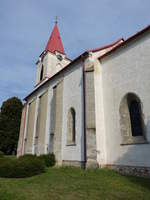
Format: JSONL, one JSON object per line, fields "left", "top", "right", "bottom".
{"left": 17, "top": 22, "right": 150, "bottom": 175}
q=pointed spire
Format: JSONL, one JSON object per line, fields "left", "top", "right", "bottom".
{"left": 45, "top": 20, "right": 65, "bottom": 55}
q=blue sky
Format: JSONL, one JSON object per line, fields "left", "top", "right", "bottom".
{"left": 0, "top": 0, "right": 150, "bottom": 106}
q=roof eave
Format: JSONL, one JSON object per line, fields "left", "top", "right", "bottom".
{"left": 24, "top": 51, "right": 89, "bottom": 101}
{"left": 87, "top": 38, "right": 124, "bottom": 53}
{"left": 99, "top": 25, "right": 150, "bottom": 61}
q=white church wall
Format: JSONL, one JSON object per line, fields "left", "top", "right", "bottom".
{"left": 34, "top": 74, "right": 64, "bottom": 157}
{"left": 89, "top": 39, "right": 124, "bottom": 166}
{"left": 35, "top": 52, "right": 70, "bottom": 86}
{"left": 31, "top": 96, "right": 39, "bottom": 154}
{"left": 62, "top": 60, "right": 84, "bottom": 162}
{"left": 17, "top": 103, "right": 29, "bottom": 156}
{"left": 44, "top": 87, "right": 52, "bottom": 154}
{"left": 92, "top": 39, "right": 124, "bottom": 60}
{"left": 22, "top": 77, "right": 55, "bottom": 155}
{"left": 21, "top": 61, "right": 84, "bottom": 163}
{"left": 23, "top": 90, "right": 44, "bottom": 155}
{"left": 23, "top": 98, "right": 36, "bottom": 154}
{"left": 100, "top": 31, "right": 150, "bottom": 167}
{"left": 35, "top": 64, "right": 40, "bottom": 85}
{"left": 44, "top": 52, "right": 70, "bottom": 78}
{"left": 94, "top": 59, "right": 107, "bottom": 165}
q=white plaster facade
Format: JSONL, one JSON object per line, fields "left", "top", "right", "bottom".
{"left": 18, "top": 56, "right": 85, "bottom": 165}
{"left": 61, "top": 61, "right": 84, "bottom": 162}
{"left": 96, "top": 30, "right": 150, "bottom": 168}
{"left": 17, "top": 25, "right": 150, "bottom": 173}
{"left": 35, "top": 51, "right": 70, "bottom": 87}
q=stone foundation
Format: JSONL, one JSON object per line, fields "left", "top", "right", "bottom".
{"left": 62, "top": 160, "right": 86, "bottom": 168}
{"left": 61, "top": 161, "right": 150, "bottom": 177}
{"left": 62, "top": 160, "right": 99, "bottom": 169}
{"left": 103, "top": 164, "right": 150, "bottom": 177}
{"left": 86, "top": 159, "right": 99, "bottom": 169}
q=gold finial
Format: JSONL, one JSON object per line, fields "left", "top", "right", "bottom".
{"left": 55, "top": 16, "right": 58, "bottom": 24}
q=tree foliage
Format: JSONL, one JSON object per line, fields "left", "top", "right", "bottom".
{"left": 0, "top": 97, "right": 23, "bottom": 155}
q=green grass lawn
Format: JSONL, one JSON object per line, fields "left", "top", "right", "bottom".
{"left": 0, "top": 167, "right": 150, "bottom": 200}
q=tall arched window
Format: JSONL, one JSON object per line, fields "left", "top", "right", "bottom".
{"left": 40, "top": 65, "right": 44, "bottom": 81}
{"left": 127, "top": 94, "right": 143, "bottom": 137}
{"left": 119, "top": 93, "right": 145, "bottom": 144}
{"left": 67, "top": 108, "right": 76, "bottom": 144}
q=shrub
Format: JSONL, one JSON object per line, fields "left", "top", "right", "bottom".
{"left": 19, "top": 153, "right": 56, "bottom": 167}
{"left": 0, "top": 156, "right": 45, "bottom": 178}
{"left": 18, "top": 154, "right": 37, "bottom": 161}
{"left": 39, "top": 153, "right": 56, "bottom": 167}
{"left": 0, "top": 151, "right": 4, "bottom": 157}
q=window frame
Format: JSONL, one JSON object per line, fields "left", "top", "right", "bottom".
{"left": 119, "top": 93, "right": 148, "bottom": 145}
{"left": 66, "top": 107, "right": 76, "bottom": 146}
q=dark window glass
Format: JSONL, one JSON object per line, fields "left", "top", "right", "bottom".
{"left": 129, "top": 100, "right": 143, "bottom": 136}
{"left": 71, "top": 108, "right": 76, "bottom": 143}
{"left": 40, "top": 65, "right": 44, "bottom": 81}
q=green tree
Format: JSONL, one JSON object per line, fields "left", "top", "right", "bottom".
{"left": 0, "top": 97, "right": 23, "bottom": 155}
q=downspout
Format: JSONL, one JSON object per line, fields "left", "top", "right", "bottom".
{"left": 20, "top": 102, "right": 28, "bottom": 156}
{"left": 81, "top": 55, "right": 87, "bottom": 167}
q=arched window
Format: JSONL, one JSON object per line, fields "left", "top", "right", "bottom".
{"left": 40, "top": 65, "right": 44, "bottom": 81}
{"left": 67, "top": 108, "right": 76, "bottom": 144}
{"left": 127, "top": 94, "right": 143, "bottom": 137}
{"left": 119, "top": 93, "right": 145, "bottom": 144}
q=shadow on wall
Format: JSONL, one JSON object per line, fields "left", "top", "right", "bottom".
{"left": 110, "top": 135, "right": 150, "bottom": 189}
{"left": 112, "top": 93, "right": 150, "bottom": 178}
{"left": 109, "top": 119, "right": 150, "bottom": 184}
{"left": 49, "top": 93, "right": 55, "bottom": 153}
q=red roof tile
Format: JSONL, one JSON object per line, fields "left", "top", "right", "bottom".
{"left": 45, "top": 23, "right": 65, "bottom": 54}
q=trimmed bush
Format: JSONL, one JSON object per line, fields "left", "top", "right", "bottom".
{"left": 19, "top": 153, "right": 56, "bottom": 167}
{"left": 39, "top": 153, "right": 56, "bottom": 167}
{"left": 18, "top": 154, "right": 37, "bottom": 161}
{"left": 0, "top": 153, "right": 56, "bottom": 178}
{"left": 0, "top": 156, "right": 45, "bottom": 178}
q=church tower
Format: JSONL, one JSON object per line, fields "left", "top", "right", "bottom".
{"left": 35, "top": 21, "right": 71, "bottom": 87}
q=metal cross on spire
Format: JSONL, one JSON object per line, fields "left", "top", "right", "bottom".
{"left": 55, "top": 16, "right": 58, "bottom": 24}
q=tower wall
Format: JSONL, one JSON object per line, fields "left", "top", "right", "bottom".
{"left": 35, "top": 52, "right": 70, "bottom": 86}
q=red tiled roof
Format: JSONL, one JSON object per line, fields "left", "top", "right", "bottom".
{"left": 25, "top": 39, "right": 124, "bottom": 100}
{"left": 24, "top": 51, "right": 88, "bottom": 101}
{"left": 45, "top": 23, "right": 65, "bottom": 54}
{"left": 25, "top": 25, "right": 150, "bottom": 100}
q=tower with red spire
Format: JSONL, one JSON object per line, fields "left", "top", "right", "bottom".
{"left": 45, "top": 21, "right": 65, "bottom": 55}
{"left": 35, "top": 21, "right": 70, "bottom": 87}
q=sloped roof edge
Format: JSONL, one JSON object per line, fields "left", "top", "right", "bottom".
{"left": 24, "top": 51, "right": 88, "bottom": 101}
{"left": 88, "top": 38, "right": 124, "bottom": 53}
{"left": 99, "top": 25, "right": 150, "bottom": 60}
{"left": 24, "top": 37, "right": 129, "bottom": 100}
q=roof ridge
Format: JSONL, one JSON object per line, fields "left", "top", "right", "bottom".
{"left": 87, "top": 38, "right": 124, "bottom": 53}
{"left": 99, "top": 24, "right": 150, "bottom": 60}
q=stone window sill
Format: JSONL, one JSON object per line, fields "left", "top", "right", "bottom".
{"left": 120, "top": 136, "right": 149, "bottom": 145}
